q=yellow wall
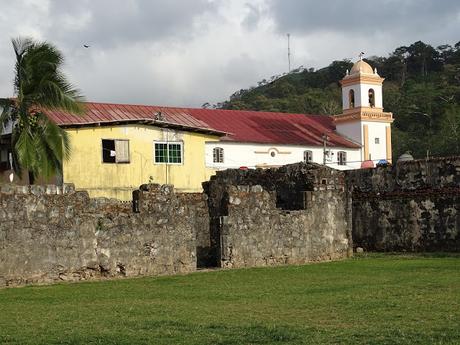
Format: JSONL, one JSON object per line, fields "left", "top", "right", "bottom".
{"left": 63, "top": 124, "right": 219, "bottom": 200}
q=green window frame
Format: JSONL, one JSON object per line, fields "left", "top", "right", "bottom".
{"left": 154, "top": 142, "right": 183, "bottom": 164}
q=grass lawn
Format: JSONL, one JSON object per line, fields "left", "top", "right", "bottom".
{"left": 0, "top": 254, "right": 459, "bottom": 345}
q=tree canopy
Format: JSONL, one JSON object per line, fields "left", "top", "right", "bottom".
{"left": 0, "top": 37, "right": 85, "bottom": 183}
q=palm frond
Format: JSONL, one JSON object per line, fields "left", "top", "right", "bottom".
{"left": 10, "top": 131, "right": 23, "bottom": 177}
{"left": 14, "top": 129, "right": 37, "bottom": 172}
{"left": 9, "top": 36, "right": 85, "bottom": 182}
{"left": 40, "top": 113, "right": 72, "bottom": 160}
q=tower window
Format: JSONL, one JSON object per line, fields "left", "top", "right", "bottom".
{"left": 375, "top": 138, "right": 380, "bottom": 144}
{"left": 349, "top": 89, "right": 355, "bottom": 108}
{"left": 368, "top": 89, "right": 375, "bottom": 107}
{"left": 213, "top": 147, "right": 224, "bottom": 163}
{"left": 303, "top": 150, "right": 313, "bottom": 162}
{"left": 337, "top": 151, "right": 347, "bottom": 166}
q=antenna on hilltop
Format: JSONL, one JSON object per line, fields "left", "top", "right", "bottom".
{"left": 287, "top": 33, "right": 291, "bottom": 73}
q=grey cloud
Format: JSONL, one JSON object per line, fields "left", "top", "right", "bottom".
{"left": 268, "top": 0, "right": 460, "bottom": 39}
{"left": 46, "top": 0, "right": 217, "bottom": 49}
{"left": 242, "top": 3, "right": 262, "bottom": 31}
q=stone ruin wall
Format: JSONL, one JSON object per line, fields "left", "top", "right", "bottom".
{"left": 0, "top": 163, "right": 353, "bottom": 287}
{"left": 347, "top": 156, "right": 460, "bottom": 251}
{"left": 203, "top": 163, "right": 352, "bottom": 268}
{"left": 0, "top": 184, "right": 208, "bottom": 287}
{"left": 3, "top": 156, "right": 458, "bottom": 288}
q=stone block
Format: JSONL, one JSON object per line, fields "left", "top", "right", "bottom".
{"left": 63, "top": 183, "right": 75, "bottom": 194}
{"left": 46, "top": 185, "right": 57, "bottom": 195}
{"left": 30, "top": 185, "right": 45, "bottom": 196}
{"left": 1, "top": 184, "right": 15, "bottom": 194}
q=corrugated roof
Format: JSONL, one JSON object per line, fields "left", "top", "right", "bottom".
{"left": 46, "top": 102, "right": 360, "bottom": 148}
{"left": 45, "top": 102, "right": 225, "bottom": 136}
{"left": 185, "top": 108, "right": 360, "bottom": 148}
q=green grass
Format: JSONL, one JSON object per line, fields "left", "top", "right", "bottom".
{"left": 0, "top": 254, "right": 459, "bottom": 344}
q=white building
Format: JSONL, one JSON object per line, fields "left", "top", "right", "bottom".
{"left": 189, "top": 59, "right": 393, "bottom": 171}
{"left": 335, "top": 59, "right": 393, "bottom": 165}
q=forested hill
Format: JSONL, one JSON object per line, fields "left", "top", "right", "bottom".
{"left": 216, "top": 41, "right": 460, "bottom": 159}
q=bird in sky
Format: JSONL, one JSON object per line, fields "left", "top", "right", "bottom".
{"left": 83, "top": 44, "right": 90, "bottom": 48}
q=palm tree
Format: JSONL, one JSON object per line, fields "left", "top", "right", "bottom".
{"left": 0, "top": 37, "right": 84, "bottom": 184}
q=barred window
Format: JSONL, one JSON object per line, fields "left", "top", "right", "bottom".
{"left": 213, "top": 147, "right": 224, "bottom": 163}
{"left": 154, "top": 142, "right": 183, "bottom": 164}
{"left": 102, "top": 139, "right": 130, "bottom": 163}
{"left": 303, "top": 150, "right": 313, "bottom": 163}
{"left": 337, "top": 151, "right": 347, "bottom": 166}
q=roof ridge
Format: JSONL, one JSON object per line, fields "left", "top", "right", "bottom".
{"left": 81, "top": 101, "right": 332, "bottom": 118}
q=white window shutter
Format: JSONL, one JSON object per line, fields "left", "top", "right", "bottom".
{"left": 115, "top": 140, "right": 129, "bottom": 163}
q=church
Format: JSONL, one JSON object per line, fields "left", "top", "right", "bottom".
{"left": 194, "top": 59, "right": 393, "bottom": 170}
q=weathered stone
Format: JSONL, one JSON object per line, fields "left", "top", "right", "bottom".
{"left": 250, "top": 185, "right": 264, "bottom": 193}
{"left": 63, "top": 183, "right": 75, "bottom": 194}
{"left": 0, "top": 184, "right": 15, "bottom": 194}
{"left": 229, "top": 196, "right": 241, "bottom": 205}
{"left": 30, "top": 185, "right": 45, "bottom": 196}
{"left": 348, "top": 157, "right": 460, "bottom": 252}
{"left": 16, "top": 185, "right": 29, "bottom": 194}
{"left": 203, "top": 163, "right": 351, "bottom": 268}
{"left": 0, "top": 184, "right": 207, "bottom": 287}
{"left": 2, "top": 157, "right": 456, "bottom": 288}
{"left": 46, "top": 185, "right": 57, "bottom": 195}
{"left": 356, "top": 247, "right": 364, "bottom": 253}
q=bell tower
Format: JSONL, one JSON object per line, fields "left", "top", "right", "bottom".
{"left": 335, "top": 59, "right": 394, "bottom": 165}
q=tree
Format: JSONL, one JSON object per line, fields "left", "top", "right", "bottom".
{"left": 0, "top": 37, "right": 84, "bottom": 183}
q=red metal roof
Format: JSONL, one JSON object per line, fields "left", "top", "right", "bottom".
{"left": 46, "top": 102, "right": 359, "bottom": 148}
{"left": 185, "top": 108, "right": 360, "bottom": 148}
{"left": 45, "top": 102, "right": 225, "bottom": 135}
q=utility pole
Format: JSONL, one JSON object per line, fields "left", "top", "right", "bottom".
{"left": 287, "top": 33, "right": 291, "bottom": 73}
{"left": 322, "top": 134, "right": 329, "bottom": 165}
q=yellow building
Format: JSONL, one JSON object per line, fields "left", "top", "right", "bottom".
{"left": 63, "top": 124, "right": 220, "bottom": 199}
{"left": 44, "top": 102, "right": 224, "bottom": 200}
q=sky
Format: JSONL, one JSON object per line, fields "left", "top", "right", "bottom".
{"left": 0, "top": 0, "right": 459, "bottom": 108}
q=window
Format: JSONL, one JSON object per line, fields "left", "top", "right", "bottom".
{"left": 368, "top": 88, "right": 375, "bottom": 107}
{"left": 337, "top": 151, "right": 347, "bottom": 166}
{"left": 375, "top": 138, "right": 380, "bottom": 144}
{"left": 213, "top": 147, "right": 224, "bottom": 163}
{"left": 102, "top": 139, "right": 130, "bottom": 163}
{"left": 303, "top": 150, "right": 313, "bottom": 163}
{"left": 154, "top": 142, "right": 183, "bottom": 164}
{"left": 349, "top": 89, "right": 355, "bottom": 108}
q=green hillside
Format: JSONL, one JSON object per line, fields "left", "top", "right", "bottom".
{"left": 218, "top": 41, "right": 460, "bottom": 159}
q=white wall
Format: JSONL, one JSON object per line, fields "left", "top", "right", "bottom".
{"left": 335, "top": 121, "right": 362, "bottom": 147}
{"left": 205, "top": 141, "right": 362, "bottom": 171}
{"left": 363, "top": 121, "right": 389, "bottom": 163}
